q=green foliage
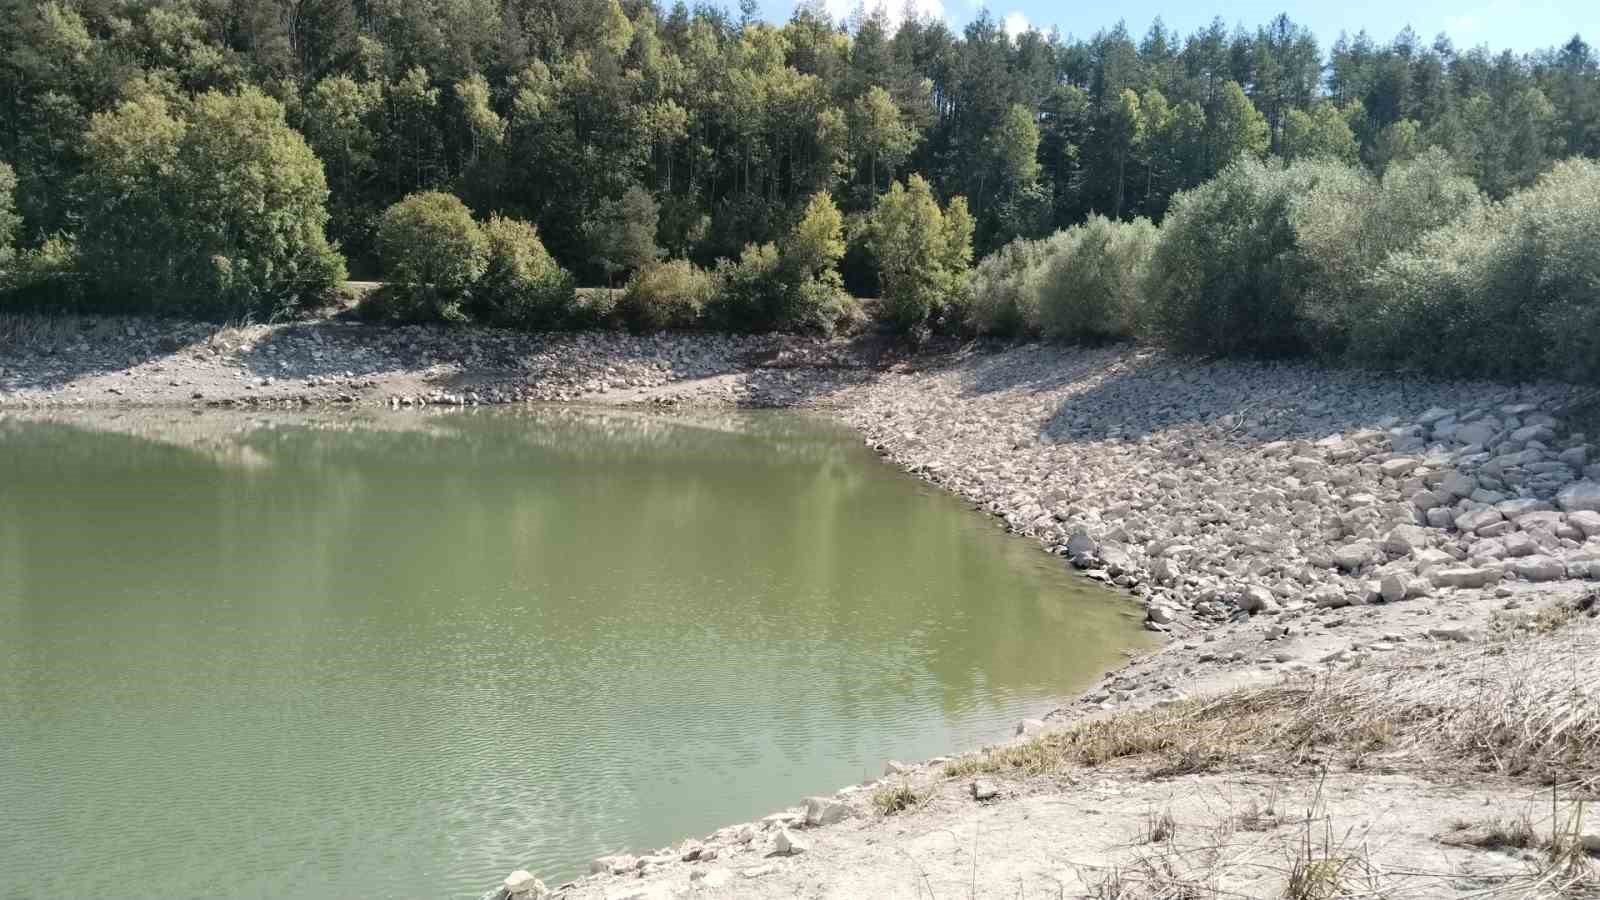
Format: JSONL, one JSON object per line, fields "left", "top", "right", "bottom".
{"left": 1354, "top": 158, "right": 1600, "bottom": 381}
{"left": 1, "top": 233, "right": 81, "bottom": 309}
{"left": 1037, "top": 215, "right": 1159, "bottom": 343}
{"left": 587, "top": 186, "right": 662, "bottom": 285}
{"left": 473, "top": 215, "right": 578, "bottom": 330}
{"left": 618, "top": 259, "right": 715, "bottom": 332}
{"left": 74, "top": 87, "right": 345, "bottom": 318}
{"left": 965, "top": 236, "right": 1051, "bottom": 336}
{"left": 376, "top": 191, "right": 488, "bottom": 322}
{"left": 1282, "top": 102, "right": 1359, "bottom": 163}
{"left": 706, "top": 192, "right": 853, "bottom": 334}
{"left": 0, "top": 162, "right": 19, "bottom": 260}
{"left": 1145, "top": 159, "right": 1315, "bottom": 357}
{"left": 860, "top": 176, "right": 974, "bottom": 335}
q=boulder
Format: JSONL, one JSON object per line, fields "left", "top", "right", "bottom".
{"left": 1381, "top": 525, "right": 1429, "bottom": 557}
{"left": 1557, "top": 481, "right": 1600, "bottom": 513}
{"left": 773, "top": 829, "right": 808, "bottom": 856}
{"left": 803, "top": 796, "right": 850, "bottom": 827}
{"left": 1334, "top": 540, "right": 1378, "bottom": 571}
{"left": 1238, "top": 585, "right": 1276, "bottom": 613}
{"left": 1496, "top": 498, "right": 1554, "bottom": 520}
{"left": 1312, "top": 585, "right": 1351, "bottom": 608}
{"left": 591, "top": 855, "right": 637, "bottom": 876}
{"left": 1502, "top": 532, "right": 1537, "bottom": 557}
{"left": 1454, "top": 507, "right": 1504, "bottom": 534}
{"left": 503, "top": 871, "right": 547, "bottom": 899}
{"left": 1379, "top": 457, "right": 1419, "bottom": 477}
{"left": 1151, "top": 557, "right": 1181, "bottom": 585}
{"left": 1379, "top": 573, "right": 1407, "bottom": 604}
{"left": 969, "top": 780, "right": 999, "bottom": 801}
{"left": 1569, "top": 510, "right": 1600, "bottom": 539}
{"left": 1430, "top": 567, "right": 1499, "bottom": 589}
{"left": 1512, "top": 556, "right": 1566, "bottom": 582}
{"left": 1441, "top": 472, "right": 1478, "bottom": 498}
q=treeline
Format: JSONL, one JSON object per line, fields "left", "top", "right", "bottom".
{"left": 0, "top": 1, "right": 1597, "bottom": 378}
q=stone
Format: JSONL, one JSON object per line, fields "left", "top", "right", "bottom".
{"left": 1015, "top": 717, "right": 1046, "bottom": 737}
{"left": 1238, "top": 585, "right": 1276, "bottom": 613}
{"left": 969, "top": 779, "right": 999, "bottom": 801}
{"left": 503, "top": 870, "right": 547, "bottom": 898}
{"left": 1333, "top": 541, "right": 1377, "bottom": 571}
{"left": 1477, "top": 519, "right": 1515, "bottom": 538}
{"left": 1430, "top": 567, "right": 1499, "bottom": 589}
{"left": 883, "top": 760, "right": 910, "bottom": 776}
{"left": 690, "top": 868, "right": 733, "bottom": 888}
{"left": 1557, "top": 481, "right": 1600, "bottom": 513}
{"left": 1147, "top": 603, "right": 1176, "bottom": 625}
{"left": 1312, "top": 585, "right": 1351, "bottom": 608}
{"left": 1379, "top": 457, "right": 1419, "bottom": 477}
{"left": 1512, "top": 555, "right": 1566, "bottom": 582}
{"left": 803, "top": 796, "right": 849, "bottom": 827}
{"left": 1426, "top": 507, "right": 1455, "bottom": 528}
{"left": 1502, "top": 532, "right": 1537, "bottom": 557}
{"left": 773, "top": 828, "right": 808, "bottom": 856}
{"left": 1418, "top": 406, "right": 1454, "bottom": 425}
{"left": 1379, "top": 573, "right": 1407, "bottom": 604}
{"left": 1569, "top": 510, "right": 1600, "bottom": 538}
{"left": 1065, "top": 532, "right": 1098, "bottom": 567}
{"left": 1381, "top": 525, "right": 1429, "bottom": 557}
{"left": 1454, "top": 507, "right": 1504, "bottom": 534}
{"left": 1454, "top": 423, "right": 1497, "bottom": 446}
{"left": 1496, "top": 498, "right": 1554, "bottom": 520}
{"left": 1441, "top": 472, "right": 1478, "bottom": 497}
{"left": 591, "top": 855, "right": 638, "bottom": 876}
{"left": 1151, "top": 557, "right": 1181, "bottom": 584}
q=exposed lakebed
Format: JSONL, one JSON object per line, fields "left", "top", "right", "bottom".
{"left": 0, "top": 408, "right": 1143, "bottom": 898}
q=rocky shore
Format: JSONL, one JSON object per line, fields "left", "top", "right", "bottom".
{"left": 5, "top": 316, "right": 1598, "bottom": 897}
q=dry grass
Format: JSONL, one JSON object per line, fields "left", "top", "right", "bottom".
{"left": 1140, "top": 807, "right": 1179, "bottom": 845}
{"left": 870, "top": 782, "right": 928, "bottom": 816}
{"left": 943, "top": 614, "right": 1600, "bottom": 789}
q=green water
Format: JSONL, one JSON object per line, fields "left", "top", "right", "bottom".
{"left": 0, "top": 408, "right": 1143, "bottom": 899}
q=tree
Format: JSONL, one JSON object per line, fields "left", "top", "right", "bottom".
{"left": 586, "top": 186, "right": 661, "bottom": 286}
{"left": 376, "top": 191, "right": 487, "bottom": 321}
{"left": 1282, "top": 101, "right": 1359, "bottom": 162}
{"left": 0, "top": 161, "right": 18, "bottom": 261}
{"left": 1204, "top": 81, "right": 1269, "bottom": 174}
{"left": 76, "top": 88, "right": 346, "bottom": 317}
{"left": 473, "top": 215, "right": 577, "bottom": 329}
{"left": 849, "top": 85, "right": 917, "bottom": 195}
{"left": 860, "top": 175, "right": 973, "bottom": 335}
{"left": 1105, "top": 89, "right": 1144, "bottom": 218}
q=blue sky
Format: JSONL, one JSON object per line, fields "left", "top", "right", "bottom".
{"left": 768, "top": 0, "right": 1598, "bottom": 55}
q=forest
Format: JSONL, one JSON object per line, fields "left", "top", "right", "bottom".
{"left": 1, "top": 0, "right": 1598, "bottom": 376}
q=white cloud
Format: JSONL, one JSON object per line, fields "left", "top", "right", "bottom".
{"left": 1002, "top": 9, "right": 1029, "bottom": 37}
{"left": 824, "top": 0, "right": 947, "bottom": 32}
{"left": 1441, "top": 12, "right": 1484, "bottom": 37}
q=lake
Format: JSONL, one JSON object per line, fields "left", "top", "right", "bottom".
{"left": 0, "top": 408, "right": 1144, "bottom": 898}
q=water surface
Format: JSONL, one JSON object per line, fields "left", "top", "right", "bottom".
{"left": 0, "top": 408, "right": 1143, "bottom": 898}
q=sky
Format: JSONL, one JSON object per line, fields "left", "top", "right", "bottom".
{"left": 766, "top": 0, "right": 1599, "bottom": 55}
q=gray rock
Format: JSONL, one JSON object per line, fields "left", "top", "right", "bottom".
{"left": 773, "top": 828, "right": 808, "bottom": 855}
{"left": 1568, "top": 510, "right": 1600, "bottom": 538}
{"left": 1441, "top": 472, "right": 1478, "bottom": 498}
{"left": 1430, "top": 567, "right": 1499, "bottom": 589}
{"left": 1334, "top": 540, "right": 1377, "bottom": 571}
{"left": 1455, "top": 507, "right": 1504, "bottom": 534}
{"left": 1015, "top": 717, "right": 1046, "bottom": 737}
{"left": 1379, "top": 573, "right": 1407, "bottom": 604}
{"left": 1502, "top": 532, "right": 1538, "bottom": 557}
{"left": 1557, "top": 481, "right": 1600, "bottom": 513}
{"left": 1381, "top": 525, "right": 1429, "bottom": 557}
{"left": 1379, "top": 458, "right": 1419, "bottom": 477}
{"left": 503, "top": 870, "right": 547, "bottom": 899}
{"left": 803, "top": 796, "right": 850, "bottom": 827}
{"left": 969, "top": 780, "right": 999, "bottom": 801}
{"left": 1512, "top": 555, "right": 1566, "bottom": 582}
{"left": 1238, "top": 585, "right": 1276, "bottom": 613}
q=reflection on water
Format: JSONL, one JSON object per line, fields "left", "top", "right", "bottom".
{"left": 0, "top": 408, "right": 1144, "bottom": 898}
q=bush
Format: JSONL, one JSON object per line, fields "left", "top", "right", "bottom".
{"left": 2, "top": 234, "right": 82, "bottom": 309}
{"left": 618, "top": 259, "right": 714, "bottom": 332}
{"left": 964, "top": 236, "right": 1049, "bottom": 337}
{"left": 1353, "top": 158, "right": 1600, "bottom": 382}
{"left": 1291, "top": 149, "right": 1481, "bottom": 348}
{"left": 473, "top": 215, "right": 577, "bottom": 329}
{"left": 1145, "top": 159, "right": 1321, "bottom": 357}
{"left": 0, "top": 162, "right": 18, "bottom": 264}
{"left": 76, "top": 88, "right": 346, "bottom": 318}
{"left": 705, "top": 192, "right": 855, "bottom": 335}
{"left": 1037, "top": 215, "right": 1158, "bottom": 343}
{"left": 376, "top": 191, "right": 488, "bottom": 322}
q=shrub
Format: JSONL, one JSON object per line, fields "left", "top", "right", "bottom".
{"left": 965, "top": 236, "right": 1049, "bottom": 337}
{"left": 1037, "top": 215, "right": 1158, "bottom": 343}
{"left": 1291, "top": 149, "right": 1480, "bottom": 349}
{"left": 2, "top": 234, "right": 82, "bottom": 309}
{"left": 706, "top": 192, "right": 854, "bottom": 335}
{"left": 1354, "top": 158, "right": 1600, "bottom": 382}
{"left": 376, "top": 191, "right": 488, "bottom": 322}
{"left": 707, "top": 241, "right": 784, "bottom": 332}
{"left": 473, "top": 215, "right": 577, "bottom": 330}
{"left": 859, "top": 175, "right": 974, "bottom": 336}
{"left": 618, "top": 259, "right": 714, "bottom": 332}
{"left": 0, "top": 162, "right": 18, "bottom": 264}
{"left": 75, "top": 88, "right": 346, "bottom": 318}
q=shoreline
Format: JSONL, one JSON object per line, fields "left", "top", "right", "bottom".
{"left": 5, "top": 317, "right": 1599, "bottom": 897}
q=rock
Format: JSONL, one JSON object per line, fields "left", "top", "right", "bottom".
{"left": 1312, "top": 585, "right": 1351, "bottom": 608}
{"left": 591, "top": 855, "right": 637, "bottom": 876}
{"left": 690, "top": 868, "right": 733, "bottom": 888}
{"left": 1147, "top": 602, "right": 1176, "bottom": 625}
{"left": 1418, "top": 407, "right": 1455, "bottom": 425}
{"left": 1569, "top": 510, "right": 1600, "bottom": 538}
{"left": 1454, "top": 422, "right": 1498, "bottom": 446}
{"left": 1150, "top": 557, "right": 1181, "bottom": 584}
{"left": 1430, "top": 567, "right": 1499, "bottom": 589}
{"left": 1429, "top": 627, "right": 1476, "bottom": 643}
{"left": 1238, "top": 585, "right": 1276, "bottom": 613}
{"left": 1333, "top": 541, "right": 1377, "bottom": 571}
{"left": 883, "top": 760, "right": 910, "bottom": 776}
{"left": 1557, "top": 481, "right": 1600, "bottom": 513}
{"left": 1502, "top": 532, "right": 1538, "bottom": 557}
{"left": 1454, "top": 507, "right": 1504, "bottom": 534}
{"left": 1065, "top": 532, "right": 1097, "bottom": 566}
{"left": 1441, "top": 472, "right": 1478, "bottom": 498}
{"left": 803, "top": 797, "right": 849, "bottom": 827}
{"left": 680, "top": 841, "right": 705, "bottom": 861}
{"left": 503, "top": 870, "right": 547, "bottom": 898}
{"left": 1379, "top": 457, "right": 1419, "bottom": 477}
{"left": 773, "top": 828, "right": 808, "bottom": 856}
{"left": 735, "top": 825, "right": 757, "bottom": 845}
{"left": 1496, "top": 498, "right": 1554, "bottom": 520}
{"left": 1512, "top": 555, "right": 1566, "bottom": 582}
{"left": 1379, "top": 573, "right": 1407, "bottom": 604}
{"left": 1015, "top": 717, "right": 1046, "bottom": 737}
{"left": 969, "top": 780, "right": 999, "bottom": 801}
{"left": 1381, "top": 525, "right": 1429, "bottom": 557}
{"left": 1477, "top": 519, "right": 1515, "bottom": 538}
